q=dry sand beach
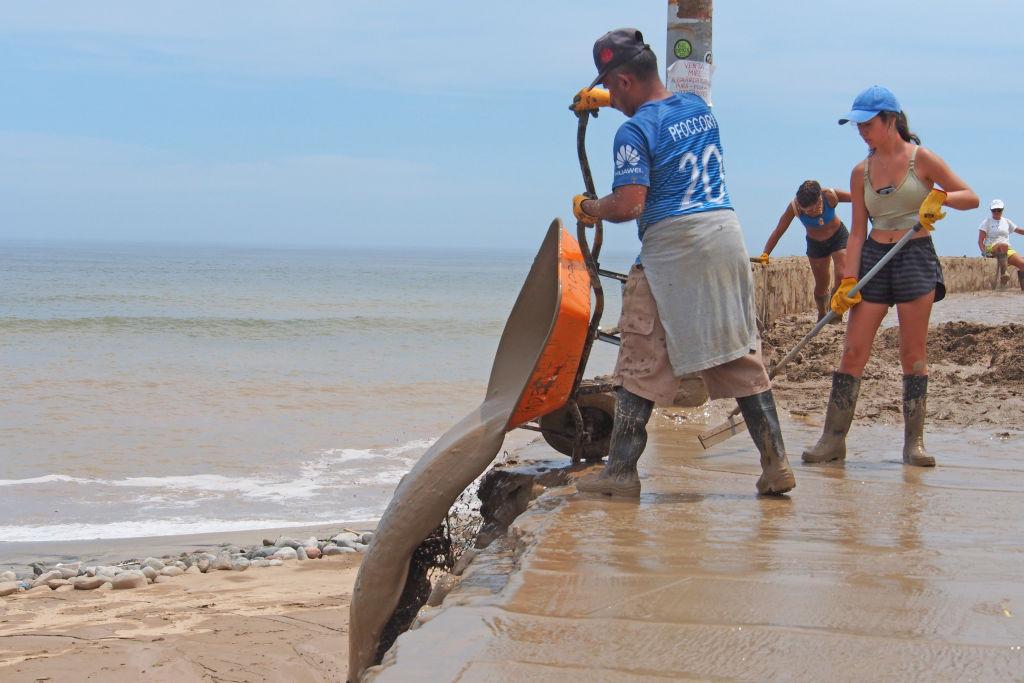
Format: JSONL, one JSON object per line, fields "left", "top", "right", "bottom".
{"left": 0, "top": 553, "right": 360, "bottom": 682}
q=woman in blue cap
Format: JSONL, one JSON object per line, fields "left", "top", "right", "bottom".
{"left": 803, "top": 85, "right": 978, "bottom": 467}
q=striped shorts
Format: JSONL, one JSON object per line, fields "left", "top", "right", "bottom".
{"left": 857, "top": 235, "right": 946, "bottom": 306}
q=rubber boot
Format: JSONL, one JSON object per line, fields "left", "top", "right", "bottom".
{"left": 1018, "top": 270, "right": 1024, "bottom": 292}
{"left": 802, "top": 372, "right": 860, "bottom": 463}
{"left": 814, "top": 295, "right": 828, "bottom": 320}
{"left": 576, "top": 388, "right": 654, "bottom": 497}
{"left": 902, "top": 375, "right": 935, "bottom": 467}
{"left": 736, "top": 390, "right": 796, "bottom": 495}
{"left": 997, "top": 253, "right": 1009, "bottom": 289}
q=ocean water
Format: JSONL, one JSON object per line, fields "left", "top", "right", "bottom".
{"left": 0, "top": 240, "right": 627, "bottom": 551}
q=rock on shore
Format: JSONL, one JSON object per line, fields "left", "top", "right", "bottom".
{"left": 1, "top": 527, "right": 374, "bottom": 598}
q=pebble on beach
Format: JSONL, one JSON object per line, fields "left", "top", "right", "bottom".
{"left": 32, "top": 570, "right": 63, "bottom": 588}
{"left": 272, "top": 547, "right": 298, "bottom": 561}
{"left": 142, "top": 557, "right": 166, "bottom": 571}
{"left": 0, "top": 581, "right": 22, "bottom": 597}
{"left": 111, "top": 571, "right": 147, "bottom": 590}
{"left": 73, "top": 576, "right": 109, "bottom": 591}
{"left": 275, "top": 537, "right": 302, "bottom": 550}
{"left": 212, "top": 553, "right": 233, "bottom": 571}
{"left": 5, "top": 526, "right": 373, "bottom": 599}
{"left": 55, "top": 563, "right": 80, "bottom": 579}
{"left": 332, "top": 532, "right": 360, "bottom": 546}
{"left": 322, "top": 545, "right": 356, "bottom": 556}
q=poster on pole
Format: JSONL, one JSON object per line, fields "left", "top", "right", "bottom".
{"left": 666, "top": 59, "right": 713, "bottom": 105}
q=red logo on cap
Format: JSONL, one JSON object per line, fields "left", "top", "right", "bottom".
{"left": 599, "top": 48, "right": 614, "bottom": 65}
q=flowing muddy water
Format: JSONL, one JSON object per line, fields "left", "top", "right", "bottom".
{"left": 367, "top": 416, "right": 1024, "bottom": 680}
{"left": 348, "top": 221, "right": 590, "bottom": 679}
{"left": 366, "top": 289, "right": 1024, "bottom": 680}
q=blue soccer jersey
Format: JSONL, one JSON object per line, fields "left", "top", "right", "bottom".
{"left": 611, "top": 93, "right": 733, "bottom": 237}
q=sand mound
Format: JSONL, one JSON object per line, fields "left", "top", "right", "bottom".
{"left": 763, "top": 313, "right": 1023, "bottom": 426}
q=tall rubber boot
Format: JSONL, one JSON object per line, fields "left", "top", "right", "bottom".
{"left": 902, "top": 375, "right": 935, "bottom": 467}
{"left": 1018, "top": 270, "right": 1024, "bottom": 292}
{"left": 814, "top": 295, "right": 828, "bottom": 320}
{"left": 736, "top": 390, "right": 796, "bottom": 495}
{"left": 576, "top": 388, "right": 654, "bottom": 497}
{"left": 997, "top": 252, "right": 1009, "bottom": 289}
{"left": 802, "top": 372, "right": 860, "bottom": 463}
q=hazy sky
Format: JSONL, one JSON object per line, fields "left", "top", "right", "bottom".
{"left": 1, "top": 1, "right": 1021, "bottom": 257}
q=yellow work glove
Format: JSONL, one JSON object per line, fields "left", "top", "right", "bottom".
{"left": 755, "top": 252, "right": 770, "bottom": 265}
{"left": 569, "top": 87, "right": 611, "bottom": 116}
{"left": 573, "top": 194, "right": 599, "bottom": 226}
{"left": 918, "top": 189, "right": 947, "bottom": 231}
{"left": 830, "top": 277, "right": 862, "bottom": 315}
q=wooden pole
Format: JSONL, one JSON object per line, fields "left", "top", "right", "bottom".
{"left": 666, "top": 0, "right": 713, "bottom": 102}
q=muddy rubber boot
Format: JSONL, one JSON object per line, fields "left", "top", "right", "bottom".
{"left": 802, "top": 372, "right": 860, "bottom": 463}
{"left": 575, "top": 388, "right": 654, "bottom": 497}
{"left": 902, "top": 375, "right": 936, "bottom": 467}
{"left": 736, "top": 390, "right": 796, "bottom": 495}
{"left": 814, "top": 295, "right": 828, "bottom": 320}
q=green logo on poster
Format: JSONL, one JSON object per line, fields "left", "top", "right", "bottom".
{"left": 674, "top": 39, "right": 692, "bottom": 59}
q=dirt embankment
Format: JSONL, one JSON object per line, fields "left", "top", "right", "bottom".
{"left": 762, "top": 313, "right": 1024, "bottom": 427}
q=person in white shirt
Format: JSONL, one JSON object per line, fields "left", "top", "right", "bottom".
{"left": 978, "top": 199, "right": 1024, "bottom": 290}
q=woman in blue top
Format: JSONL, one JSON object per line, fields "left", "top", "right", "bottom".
{"left": 758, "top": 180, "right": 851, "bottom": 320}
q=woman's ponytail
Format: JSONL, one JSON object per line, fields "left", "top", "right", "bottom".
{"left": 893, "top": 111, "right": 921, "bottom": 144}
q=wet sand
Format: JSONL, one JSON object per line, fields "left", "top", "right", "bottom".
{"left": 371, "top": 419, "right": 1024, "bottom": 680}
{"left": 0, "top": 554, "right": 360, "bottom": 682}
{"left": 368, "top": 290, "right": 1024, "bottom": 680}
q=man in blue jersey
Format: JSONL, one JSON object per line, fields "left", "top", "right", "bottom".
{"left": 573, "top": 29, "right": 795, "bottom": 497}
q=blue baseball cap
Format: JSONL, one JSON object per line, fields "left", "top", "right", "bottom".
{"left": 838, "top": 85, "right": 901, "bottom": 125}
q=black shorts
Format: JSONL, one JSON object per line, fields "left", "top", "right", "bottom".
{"left": 806, "top": 223, "right": 849, "bottom": 259}
{"left": 857, "top": 235, "right": 946, "bottom": 306}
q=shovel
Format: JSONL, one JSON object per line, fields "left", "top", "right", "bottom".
{"left": 697, "top": 223, "right": 925, "bottom": 449}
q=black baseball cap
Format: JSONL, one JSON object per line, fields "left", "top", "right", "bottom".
{"left": 590, "top": 28, "right": 652, "bottom": 87}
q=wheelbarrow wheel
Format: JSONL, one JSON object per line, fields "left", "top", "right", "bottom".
{"left": 539, "top": 388, "right": 616, "bottom": 462}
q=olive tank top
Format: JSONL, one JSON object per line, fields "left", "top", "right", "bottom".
{"left": 863, "top": 146, "right": 930, "bottom": 232}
